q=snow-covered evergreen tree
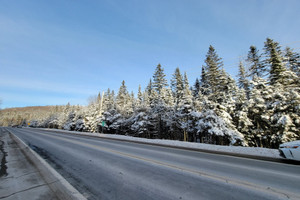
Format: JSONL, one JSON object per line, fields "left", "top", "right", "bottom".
{"left": 153, "top": 63, "right": 168, "bottom": 95}
{"left": 176, "top": 73, "right": 194, "bottom": 141}
{"left": 146, "top": 79, "right": 155, "bottom": 106}
{"left": 204, "top": 45, "right": 223, "bottom": 98}
{"left": 233, "top": 88, "right": 252, "bottom": 146}
{"left": 161, "top": 87, "right": 175, "bottom": 107}
{"left": 264, "top": 38, "right": 287, "bottom": 85}
{"left": 103, "top": 88, "right": 115, "bottom": 112}
{"left": 284, "top": 47, "right": 300, "bottom": 77}
{"left": 170, "top": 67, "right": 184, "bottom": 105}
{"left": 84, "top": 98, "right": 102, "bottom": 132}
{"left": 237, "top": 61, "right": 250, "bottom": 98}
{"left": 246, "top": 45, "right": 265, "bottom": 78}
{"left": 136, "top": 85, "right": 143, "bottom": 108}
{"left": 268, "top": 83, "right": 300, "bottom": 146}
{"left": 193, "top": 78, "right": 200, "bottom": 98}
{"left": 248, "top": 76, "right": 273, "bottom": 147}
{"left": 116, "top": 80, "right": 132, "bottom": 116}
{"left": 198, "top": 66, "right": 210, "bottom": 97}
{"left": 129, "top": 111, "right": 153, "bottom": 138}
{"left": 103, "top": 109, "right": 123, "bottom": 134}
{"left": 195, "top": 110, "right": 243, "bottom": 145}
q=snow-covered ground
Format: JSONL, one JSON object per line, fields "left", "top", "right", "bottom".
{"left": 40, "top": 128, "right": 283, "bottom": 159}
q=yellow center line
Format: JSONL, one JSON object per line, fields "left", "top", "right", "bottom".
{"left": 30, "top": 131, "right": 299, "bottom": 199}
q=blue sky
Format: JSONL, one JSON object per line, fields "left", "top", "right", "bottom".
{"left": 1, "top": 0, "right": 300, "bottom": 108}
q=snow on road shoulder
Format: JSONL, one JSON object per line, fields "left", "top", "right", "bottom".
{"left": 42, "top": 128, "right": 282, "bottom": 159}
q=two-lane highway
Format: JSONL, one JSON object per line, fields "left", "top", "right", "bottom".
{"left": 7, "top": 128, "right": 300, "bottom": 200}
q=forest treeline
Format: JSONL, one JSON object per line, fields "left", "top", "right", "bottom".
{"left": 1, "top": 38, "right": 299, "bottom": 148}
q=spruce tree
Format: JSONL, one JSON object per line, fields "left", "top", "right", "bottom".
{"left": 200, "top": 66, "right": 209, "bottom": 95}
{"left": 237, "top": 61, "right": 250, "bottom": 98}
{"left": 116, "top": 80, "right": 131, "bottom": 116}
{"left": 193, "top": 78, "right": 200, "bottom": 97}
{"left": 248, "top": 76, "right": 273, "bottom": 147}
{"left": 161, "top": 87, "right": 175, "bottom": 107}
{"left": 103, "top": 89, "right": 111, "bottom": 111}
{"left": 246, "top": 46, "right": 265, "bottom": 78}
{"left": 137, "top": 85, "right": 143, "bottom": 108}
{"left": 200, "top": 66, "right": 208, "bottom": 87}
{"left": 110, "top": 90, "right": 115, "bottom": 107}
{"left": 204, "top": 45, "right": 223, "bottom": 98}
{"left": 269, "top": 85, "right": 300, "bottom": 147}
{"left": 146, "top": 79, "right": 155, "bottom": 106}
{"left": 234, "top": 88, "right": 252, "bottom": 146}
{"left": 153, "top": 63, "right": 168, "bottom": 95}
{"left": 285, "top": 47, "right": 300, "bottom": 77}
{"left": 177, "top": 73, "right": 193, "bottom": 141}
{"left": 130, "top": 91, "right": 136, "bottom": 112}
{"left": 264, "top": 38, "right": 286, "bottom": 85}
{"left": 170, "top": 67, "right": 184, "bottom": 104}
{"left": 146, "top": 79, "right": 153, "bottom": 95}
{"left": 183, "top": 72, "right": 189, "bottom": 89}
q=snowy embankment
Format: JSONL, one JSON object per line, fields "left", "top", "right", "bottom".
{"left": 42, "top": 128, "right": 282, "bottom": 159}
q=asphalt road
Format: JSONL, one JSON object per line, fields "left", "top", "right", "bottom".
{"left": 6, "top": 127, "right": 300, "bottom": 200}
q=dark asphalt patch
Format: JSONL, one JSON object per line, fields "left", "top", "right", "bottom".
{"left": 0, "top": 141, "right": 8, "bottom": 177}
{"left": 28, "top": 143, "right": 63, "bottom": 170}
{"left": 0, "top": 138, "right": 8, "bottom": 177}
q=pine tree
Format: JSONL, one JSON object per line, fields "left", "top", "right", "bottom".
{"left": 178, "top": 73, "right": 193, "bottom": 110}
{"left": 199, "top": 66, "right": 209, "bottom": 96}
{"left": 204, "top": 45, "right": 223, "bottom": 99}
{"left": 248, "top": 77, "right": 273, "bottom": 147}
{"left": 177, "top": 73, "right": 194, "bottom": 141}
{"left": 269, "top": 85, "right": 300, "bottom": 147}
{"left": 116, "top": 80, "right": 132, "bottom": 116}
{"left": 246, "top": 45, "right": 265, "bottom": 78}
{"left": 237, "top": 61, "right": 250, "bottom": 98}
{"left": 183, "top": 72, "right": 189, "bottom": 88}
{"left": 130, "top": 91, "right": 136, "bottom": 112}
{"left": 103, "top": 88, "right": 112, "bottom": 111}
{"left": 200, "top": 66, "right": 208, "bottom": 87}
{"left": 161, "top": 87, "right": 175, "bottom": 107}
{"left": 234, "top": 88, "right": 252, "bottom": 146}
{"left": 129, "top": 111, "right": 153, "bottom": 138}
{"left": 146, "top": 79, "right": 156, "bottom": 107}
{"left": 264, "top": 38, "right": 286, "bottom": 85}
{"left": 170, "top": 67, "right": 184, "bottom": 104}
{"left": 110, "top": 90, "right": 116, "bottom": 109}
{"left": 285, "top": 47, "right": 300, "bottom": 77}
{"left": 153, "top": 63, "right": 168, "bottom": 95}
{"left": 146, "top": 79, "right": 153, "bottom": 95}
{"left": 136, "top": 85, "right": 143, "bottom": 108}
{"left": 195, "top": 110, "right": 243, "bottom": 145}
{"left": 193, "top": 78, "right": 200, "bottom": 97}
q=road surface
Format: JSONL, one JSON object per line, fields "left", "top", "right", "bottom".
{"left": 6, "top": 128, "right": 300, "bottom": 200}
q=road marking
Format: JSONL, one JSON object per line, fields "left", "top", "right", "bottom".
{"left": 16, "top": 129, "right": 300, "bottom": 200}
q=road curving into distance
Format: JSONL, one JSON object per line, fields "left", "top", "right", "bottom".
{"left": 6, "top": 127, "right": 300, "bottom": 200}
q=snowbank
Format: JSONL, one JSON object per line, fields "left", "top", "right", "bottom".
{"left": 42, "top": 128, "right": 282, "bottom": 159}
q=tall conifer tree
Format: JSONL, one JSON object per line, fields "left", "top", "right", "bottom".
{"left": 170, "top": 67, "right": 184, "bottom": 104}
{"left": 204, "top": 45, "right": 223, "bottom": 94}
{"left": 264, "top": 38, "right": 286, "bottom": 85}
{"left": 285, "top": 47, "right": 300, "bottom": 77}
{"left": 246, "top": 46, "right": 265, "bottom": 78}
{"left": 153, "top": 64, "right": 168, "bottom": 95}
{"left": 238, "top": 61, "right": 250, "bottom": 99}
{"left": 193, "top": 78, "right": 200, "bottom": 97}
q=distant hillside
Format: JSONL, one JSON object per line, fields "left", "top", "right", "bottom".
{"left": 0, "top": 105, "right": 64, "bottom": 126}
